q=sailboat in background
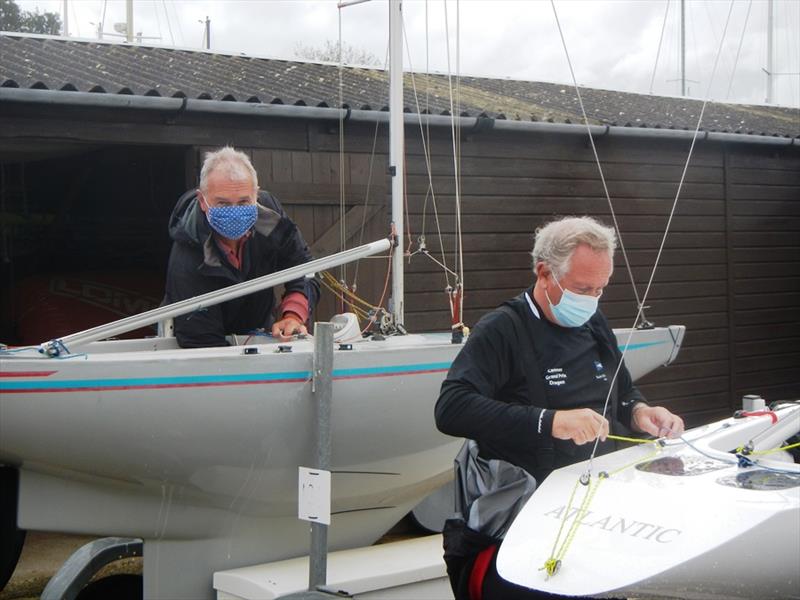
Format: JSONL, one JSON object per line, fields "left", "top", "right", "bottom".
{"left": 0, "top": 2, "right": 686, "bottom": 599}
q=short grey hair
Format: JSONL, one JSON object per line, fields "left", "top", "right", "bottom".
{"left": 531, "top": 216, "right": 617, "bottom": 278}
{"left": 198, "top": 146, "right": 258, "bottom": 193}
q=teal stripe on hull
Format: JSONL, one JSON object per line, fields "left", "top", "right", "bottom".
{"left": 0, "top": 361, "right": 454, "bottom": 391}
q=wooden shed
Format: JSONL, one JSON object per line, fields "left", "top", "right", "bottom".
{"left": 1, "top": 33, "right": 798, "bottom": 426}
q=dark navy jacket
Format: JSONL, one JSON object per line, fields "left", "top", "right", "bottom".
{"left": 163, "top": 189, "right": 320, "bottom": 348}
{"left": 435, "top": 289, "right": 645, "bottom": 482}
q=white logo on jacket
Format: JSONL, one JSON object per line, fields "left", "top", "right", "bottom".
{"left": 545, "top": 367, "right": 566, "bottom": 387}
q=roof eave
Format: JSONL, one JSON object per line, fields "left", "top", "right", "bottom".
{"left": 1, "top": 87, "right": 797, "bottom": 147}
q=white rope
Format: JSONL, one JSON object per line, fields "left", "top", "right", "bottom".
{"left": 548, "top": 0, "right": 644, "bottom": 317}
{"left": 402, "top": 17, "right": 452, "bottom": 288}
{"left": 353, "top": 43, "right": 390, "bottom": 288}
{"left": 338, "top": 7, "right": 347, "bottom": 286}
{"left": 159, "top": 0, "right": 175, "bottom": 46}
{"left": 649, "top": 0, "right": 671, "bottom": 95}
{"left": 726, "top": 0, "right": 753, "bottom": 100}
{"left": 549, "top": 0, "right": 737, "bottom": 470}
{"left": 443, "top": 0, "right": 466, "bottom": 312}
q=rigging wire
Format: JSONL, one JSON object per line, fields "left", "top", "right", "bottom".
{"left": 70, "top": 1, "right": 81, "bottom": 37}
{"left": 421, "top": 0, "right": 433, "bottom": 238}
{"left": 649, "top": 0, "right": 671, "bottom": 95}
{"left": 443, "top": 0, "right": 466, "bottom": 322}
{"left": 338, "top": 5, "right": 347, "bottom": 290}
{"left": 726, "top": 0, "right": 753, "bottom": 100}
{"left": 153, "top": 0, "right": 163, "bottom": 44}
{"left": 171, "top": 1, "right": 184, "bottom": 46}
{"left": 334, "top": 0, "right": 466, "bottom": 326}
{"left": 100, "top": 0, "right": 108, "bottom": 39}
{"left": 336, "top": 3, "right": 390, "bottom": 301}
{"left": 160, "top": 0, "right": 175, "bottom": 46}
{"left": 547, "top": 2, "right": 644, "bottom": 319}
{"left": 688, "top": 1, "right": 702, "bottom": 95}
{"left": 352, "top": 45, "right": 389, "bottom": 288}
{"left": 548, "top": 0, "right": 736, "bottom": 478}
{"left": 593, "top": 0, "right": 737, "bottom": 472}
{"left": 402, "top": 18, "right": 453, "bottom": 289}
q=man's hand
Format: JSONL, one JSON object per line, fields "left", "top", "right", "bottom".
{"left": 632, "top": 404, "right": 684, "bottom": 439}
{"left": 552, "top": 408, "right": 609, "bottom": 445}
{"left": 271, "top": 314, "right": 307, "bottom": 342}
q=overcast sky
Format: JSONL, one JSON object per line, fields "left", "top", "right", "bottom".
{"left": 15, "top": 0, "right": 800, "bottom": 108}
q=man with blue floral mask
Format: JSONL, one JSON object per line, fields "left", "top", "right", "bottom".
{"left": 164, "top": 146, "right": 319, "bottom": 348}
{"left": 435, "top": 216, "right": 684, "bottom": 600}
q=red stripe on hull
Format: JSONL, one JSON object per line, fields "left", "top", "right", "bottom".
{"left": 0, "top": 371, "right": 58, "bottom": 378}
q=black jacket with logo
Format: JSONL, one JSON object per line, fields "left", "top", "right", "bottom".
{"left": 435, "top": 288, "right": 645, "bottom": 482}
{"left": 163, "top": 189, "right": 320, "bottom": 348}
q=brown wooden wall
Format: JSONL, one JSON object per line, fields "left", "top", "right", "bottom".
{"left": 205, "top": 119, "right": 799, "bottom": 427}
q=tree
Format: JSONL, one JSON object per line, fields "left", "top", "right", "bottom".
{"left": 0, "top": 0, "right": 62, "bottom": 35}
{"left": 0, "top": 0, "right": 21, "bottom": 30}
{"left": 294, "top": 40, "right": 381, "bottom": 67}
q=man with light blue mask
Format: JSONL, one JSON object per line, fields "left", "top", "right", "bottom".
{"left": 436, "top": 216, "right": 684, "bottom": 600}
{"left": 164, "top": 146, "right": 319, "bottom": 348}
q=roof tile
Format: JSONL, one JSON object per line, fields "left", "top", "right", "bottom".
{"left": 0, "top": 33, "right": 797, "bottom": 138}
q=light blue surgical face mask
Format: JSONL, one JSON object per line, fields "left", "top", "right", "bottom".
{"left": 203, "top": 201, "right": 258, "bottom": 240}
{"left": 545, "top": 274, "right": 599, "bottom": 327}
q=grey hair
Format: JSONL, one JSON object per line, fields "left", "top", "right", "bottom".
{"left": 198, "top": 146, "right": 258, "bottom": 193}
{"left": 531, "top": 216, "right": 617, "bottom": 278}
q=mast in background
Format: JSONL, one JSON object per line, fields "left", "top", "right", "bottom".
{"left": 765, "top": 0, "right": 774, "bottom": 103}
{"left": 126, "top": 0, "right": 134, "bottom": 43}
{"left": 203, "top": 17, "right": 211, "bottom": 50}
{"left": 680, "top": 0, "right": 686, "bottom": 96}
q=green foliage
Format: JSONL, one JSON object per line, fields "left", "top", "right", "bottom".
{"left": 0, "top": 0, "right": 22, "bottom": 30}
{"left": 0, "top": 0, "right": 62, "bottom": 35}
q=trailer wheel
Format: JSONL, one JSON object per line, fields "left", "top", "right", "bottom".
{"left": 76, "top": 574, "right": 143, "bottom": 600}
{"left": 0, "top": 467, "right": 26, "bottom": 590}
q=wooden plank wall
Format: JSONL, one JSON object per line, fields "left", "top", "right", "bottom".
{"left": 398, "top": 127, "right": 735, "bottom": 425}
{"left": 196, "top": 118, "right": 798, "bottom": 427}
{"left": 725, "top": 145, "right": 800, "bottom": 408}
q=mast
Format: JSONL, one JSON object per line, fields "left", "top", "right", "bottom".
{"left": 766, "top": 0, "right": 774, "bottom": 103}
{"left": 680, "top": 0, "right": 686, "bottom": 97}
{"left": 389, "top": 0, "right": 405, "bottom": 327}
{"left": 126, "top": 0, "right": 134, "bottom": 43}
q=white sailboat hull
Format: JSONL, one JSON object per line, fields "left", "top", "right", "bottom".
{"left": 0, "top": 333, "right": 462, "bottom": 597}
{"left": 497, "top": 404, "right": 800, "bottom": 599}
{"left": 0, "top": 324, "right": 685, "bottom": 597}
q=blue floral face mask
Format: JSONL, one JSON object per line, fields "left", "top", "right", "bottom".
{"left": 204, "top": 202, "right": 258, "bottom": 240}
{"left": 545, "top": 274, "right": 599, "bottom": 327}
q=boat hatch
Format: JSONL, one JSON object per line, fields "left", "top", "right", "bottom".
{"left": 717, "top": 470, "right": 800, "bottom": 491}
{"left": 635, "top": 456, "right": 729, "bottom": 476}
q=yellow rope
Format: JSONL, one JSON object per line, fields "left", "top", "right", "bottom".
{"left": 606, "top": 434, "right": 655, "bottom": 444}
{"left": 540, "top": 442, "right": 663, "bottom": 577}
{"left": 541, "top": 475, "right": 603, "bottom": 578}
{"left": 748, "top": 441, "right": 800, "bottom": 456}
{"left": 540, "top": 433, "right": 799, "bottom": 576}
{"left": 318, "top": 277, "right": 371, "bottom": 321}
{"left": 320, "top": 271, "right": 379, "bottom": 313}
